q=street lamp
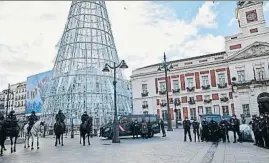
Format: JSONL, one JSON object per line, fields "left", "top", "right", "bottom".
{"left": 3, "top": 83, "right": 14, "bottom": 118}
{"left": 102, "top": 60, "right": 128, "bottom": 143}
{"left": 157, "top": 52, "right": 173, "bottom": 131}
{"left": 71, "top": 113, "right": 75, "bottom": 138}
{"left": 174, "top": 98, "right": 180, "bottom": 129}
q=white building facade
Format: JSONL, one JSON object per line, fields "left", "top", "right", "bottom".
{"left": 0, "top": 81, "right": 26, "bottom": 120}
{"left": 131, "top": 1, "right": 269, "bottom": 123}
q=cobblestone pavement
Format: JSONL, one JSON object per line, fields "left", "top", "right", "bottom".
{"left": 0, "top": 129, "right": 268, "bottom": 163}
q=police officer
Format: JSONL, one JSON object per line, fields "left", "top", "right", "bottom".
{"left": 159, "top": 119, "right": 166, "bottom": 137}
{"left": 147, "top": 119, "right": 152, "bottom": 138}
{"left": 81, "top": 111, "right": 89, "bottom": 123}
{"left": 27, "top": 111, "right": 38, "bottom": 134}
{"left": 183, "top": 117, "right": 192, "bottom": 142}
{"left": 259, "top": 114, "right": 267, "bottom": 148}
{"left": 201, "top": 118, "right": 209, "bottom": 142}
{"left": 255, "top": 116, "right": 262, "bottom": 146}
{"left": 250, "top": 115, "right": 258, "bottom": 145}
{"left": 141, "top": 119, "right": 148, "bottom": 139}
{"left": 192, "top": 118, "right": 200, "bottom": 142}
{"left": 132, "top": 119, "right": 139, "bottom": 139}
{"left": 265, "top": 114, "right": 269, "bottom": 148}
{"left": 220, "top": 118, "right": 230, "bottom": 143}
{"left": 209, "top": 118, "right": 219, "bottom": 142}
{"left": 230, "top": 115, "right": 242, "bottom": 143}
{"left": 55, "top": 110, "right": 66, "bottom": 131}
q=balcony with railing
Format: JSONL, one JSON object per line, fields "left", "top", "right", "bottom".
{"left": 202, "top": 85, "right": 210, "bottom": 90}
{"left": 142, "top": 104, "right": 148, "bottom": 109}
{"left": 218, "top": 83, "right": 227, "bottom": 89}
{"left": 172, "top": 88, "right": 180, "bottom": 93}
{"left": 186, "top": 87, "right": 195, "bottom": 92}
{"left": 141, "top": 91, "right": 149, "bottom": 97}
{"left": 204, "top": 99, "right": 212, "bottom": 103}
{"left": 159, "top": 90, "right": 167, "bottom": 95}
{"left": 160, "top": 103, "right": 167, "bottom": 107}
{"left": 220, "top": 97, "right": 229, "bottom": 102}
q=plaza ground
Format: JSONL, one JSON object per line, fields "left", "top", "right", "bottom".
{"left": 0, "top": 129, "right": 268, "bottom": 163}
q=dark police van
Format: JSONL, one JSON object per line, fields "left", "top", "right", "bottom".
{"left": 100, "top": 114, "right": 160, "bottom": 139}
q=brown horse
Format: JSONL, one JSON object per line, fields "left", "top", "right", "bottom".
{"left": 80, "top": 117, "right": 93, "bottom": 146}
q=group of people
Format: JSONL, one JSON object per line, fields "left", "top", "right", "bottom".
{"left": 250, "top": 114, "right": 269, "bottom": 149}
{"left": 182, "top": 115, "right": 242, "bottom": 143}
{"left": 131, "top": 119, "right": 166, "bottom": 139}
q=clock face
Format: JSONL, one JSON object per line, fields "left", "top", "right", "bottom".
{"left": 246, "top": 10, "right": 257, "bottom": 23}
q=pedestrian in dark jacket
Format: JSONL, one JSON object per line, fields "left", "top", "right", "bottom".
{"left": 183, "top": 117, "right": 192, "bottom": 142}
{"left": 192, "top": 118, "right": 200, "bottom": 142}
{"left": 159, "top": 119, "right": 166, "bottom": 137}
{"left": 141, "top": 120, "right": 148, "bottom": 139}
{"left": 230, "top": 114, "right": 242, "bottom": 143}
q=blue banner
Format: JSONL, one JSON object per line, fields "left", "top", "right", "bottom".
{"left": 25, "top": 70, "right": 52, "bottom": 114}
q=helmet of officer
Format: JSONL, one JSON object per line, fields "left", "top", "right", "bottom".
{"left": 10, "top": 110, "right": 15, "bottom": 115}
{"left": 83, "top": 111, "right": 87, "bottom": 114}
{"left": 58, "top": 110, "right": 62, "bottom": 114}
{"left": 31, "top": 111, "right": 35, "bottom": 115}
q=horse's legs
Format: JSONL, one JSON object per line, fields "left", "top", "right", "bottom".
{"left": 0, "top": 144, "right": 3, "bottom": 156}
{"left": 83, "top": 134, "right": 85, "bottom": 146}
{"left": 61, "top": 134, "right": 63, "bottom": 146}
{"left": 28, "top": 135, "right": 30, "bottom": 148}
{"left": 24, "top": 134, "right": 27, "bottom": 148}
{"left": 88, "top": 133, "right": 90, "bottom": 145}
{"left": 37, "top": 134, "right": 39, "bottom": 149}
{"left": 55, "top": 135, "right": 57, "bottom": 146}
{"left": 80, "top": 133, "right": 81, "bottom": 144}
{"left": 14, "top": 136, "right": 17, "bottom": 152}
{"left": 31, "top": 135, "right": 34, "bottom": 150}
{"left": 10, "top": 137, "right": 13, "bottom": 153}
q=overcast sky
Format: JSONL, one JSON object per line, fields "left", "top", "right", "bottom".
{"left": 1, "top": 1, "right": 269, "bottom": 91}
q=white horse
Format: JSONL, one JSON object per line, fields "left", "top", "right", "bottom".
{"left": 23, "top": 120, "right": 45, "bottom": 150}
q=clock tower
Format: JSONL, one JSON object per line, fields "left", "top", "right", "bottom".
{"left": 225, "top": 1, "right": 269, "bottom": 55}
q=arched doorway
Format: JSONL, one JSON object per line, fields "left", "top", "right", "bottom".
{"left": 257, "top": 92, "right": 269, "bottom": 114}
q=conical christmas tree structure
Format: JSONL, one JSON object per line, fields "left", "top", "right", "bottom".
{"left": 41, "top": 1, "right": 132, "bottom": 127}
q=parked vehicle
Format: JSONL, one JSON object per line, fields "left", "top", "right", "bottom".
{"left": 100, "top": 114, "right": 160, "bottom": 139}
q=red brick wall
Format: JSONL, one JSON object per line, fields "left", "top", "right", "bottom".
{"left": 180, "top": 74, "right": 185, "bottom": 90}
{"left": 227, "top": 67, "right": 231, "bottom": 85}
{"left": 212, "top": 93, "right": 219, "bottom": 100}
{"left": 181, "top": 96, "right": 187, "bottom": 103}
{"left": 195, "top": 72, "right": 200, "bottom": 89}
{"left": 196, "top": 95, "right": 203, "bottom": 102}
{"left": 155, "top": 78, "right": 158, "bottom": 93}
{"left": 210, "top": 70, "right": 216, "bottom": 87}
{"left": 170, "top": 108, "right": 174, "bottom": 120}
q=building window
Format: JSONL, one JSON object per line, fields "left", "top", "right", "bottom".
{"left": 142, "top": 84, "right": 147, "bottom": 93}
{"left": 218, "top": 73, "right": 226, "bottom": 85}
{"left": 172, "top": 80, "right": 179, "bottom": 89}
{"left": 242, "top": 104, "right": 250, "bottom": 117}
{"left": 161, "top": 99, "right": 166, "bottom": 104}
{"left": 162, "top": 110, "right": 168, "bottom": 121}
{"left": 159, "top": 81, "right": 166, "bottom": 91}
{"left": 213, "top": 105, "right": 220, "bottom": 114}
{"left": 202, "top": 76, "right": 209, "bottom": 86}
{"left": 190, "top": 108, "right": 197, "bottom": 120}
{"left": 205, "top": 107, "right": 212, "bottom": 114}
{"left": 187, "top": 78, "right": 194, "bottom": 88}
{"left": 237, "top": 70, "right": 245, "bottom": 83}
{"left": 222, "top": 106, "right": 229, "bottom": 116}
{"left": 143, "top": 101, "right": 148, "bottom": 105}
{"left": 256, "top": 67, "right": 265, "bottom": 80}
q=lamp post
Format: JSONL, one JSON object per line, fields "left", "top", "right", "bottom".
{"left": 174, "top": 99, "right": 179, "bottom": 129}
{"left": 71, "top": 113, "right": 75, "bottom": 138}
{"left": 3, "top": 83, "right": 14, "bottom": 118}
{"left": 102, "top": 60, "right": 128, "bottom": 143}
{"left": 157, "top": 52, "right": 173, "bottom": 131}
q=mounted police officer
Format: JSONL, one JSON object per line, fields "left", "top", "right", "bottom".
{"left": 220, "top": 117, "right": 230, "bottom": 142}
{"left": 192, "top": 118, "right": 200, "bottom": 142}
{"left": 230, "top": 114, "right": 242, "bottom": 143}
{"left": 55, "top": 110, "right": 66, "bottom": 131}
{"left": 201, "top": 118, "right": 209, "bottom": 142}
{"left": 132, "top": 119, "right": 139, "bottom": 139}
{"left": 27, "top": 111, "right": 38, "bottom": 134}
{"left": 81, "top": 111, "right": 89, "bottom": 123}
{"left": 7, "top": 110, "right": 17, "bottom": 121}
{"left": 183, "top": 117, "right": 192, "bottom": 142}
